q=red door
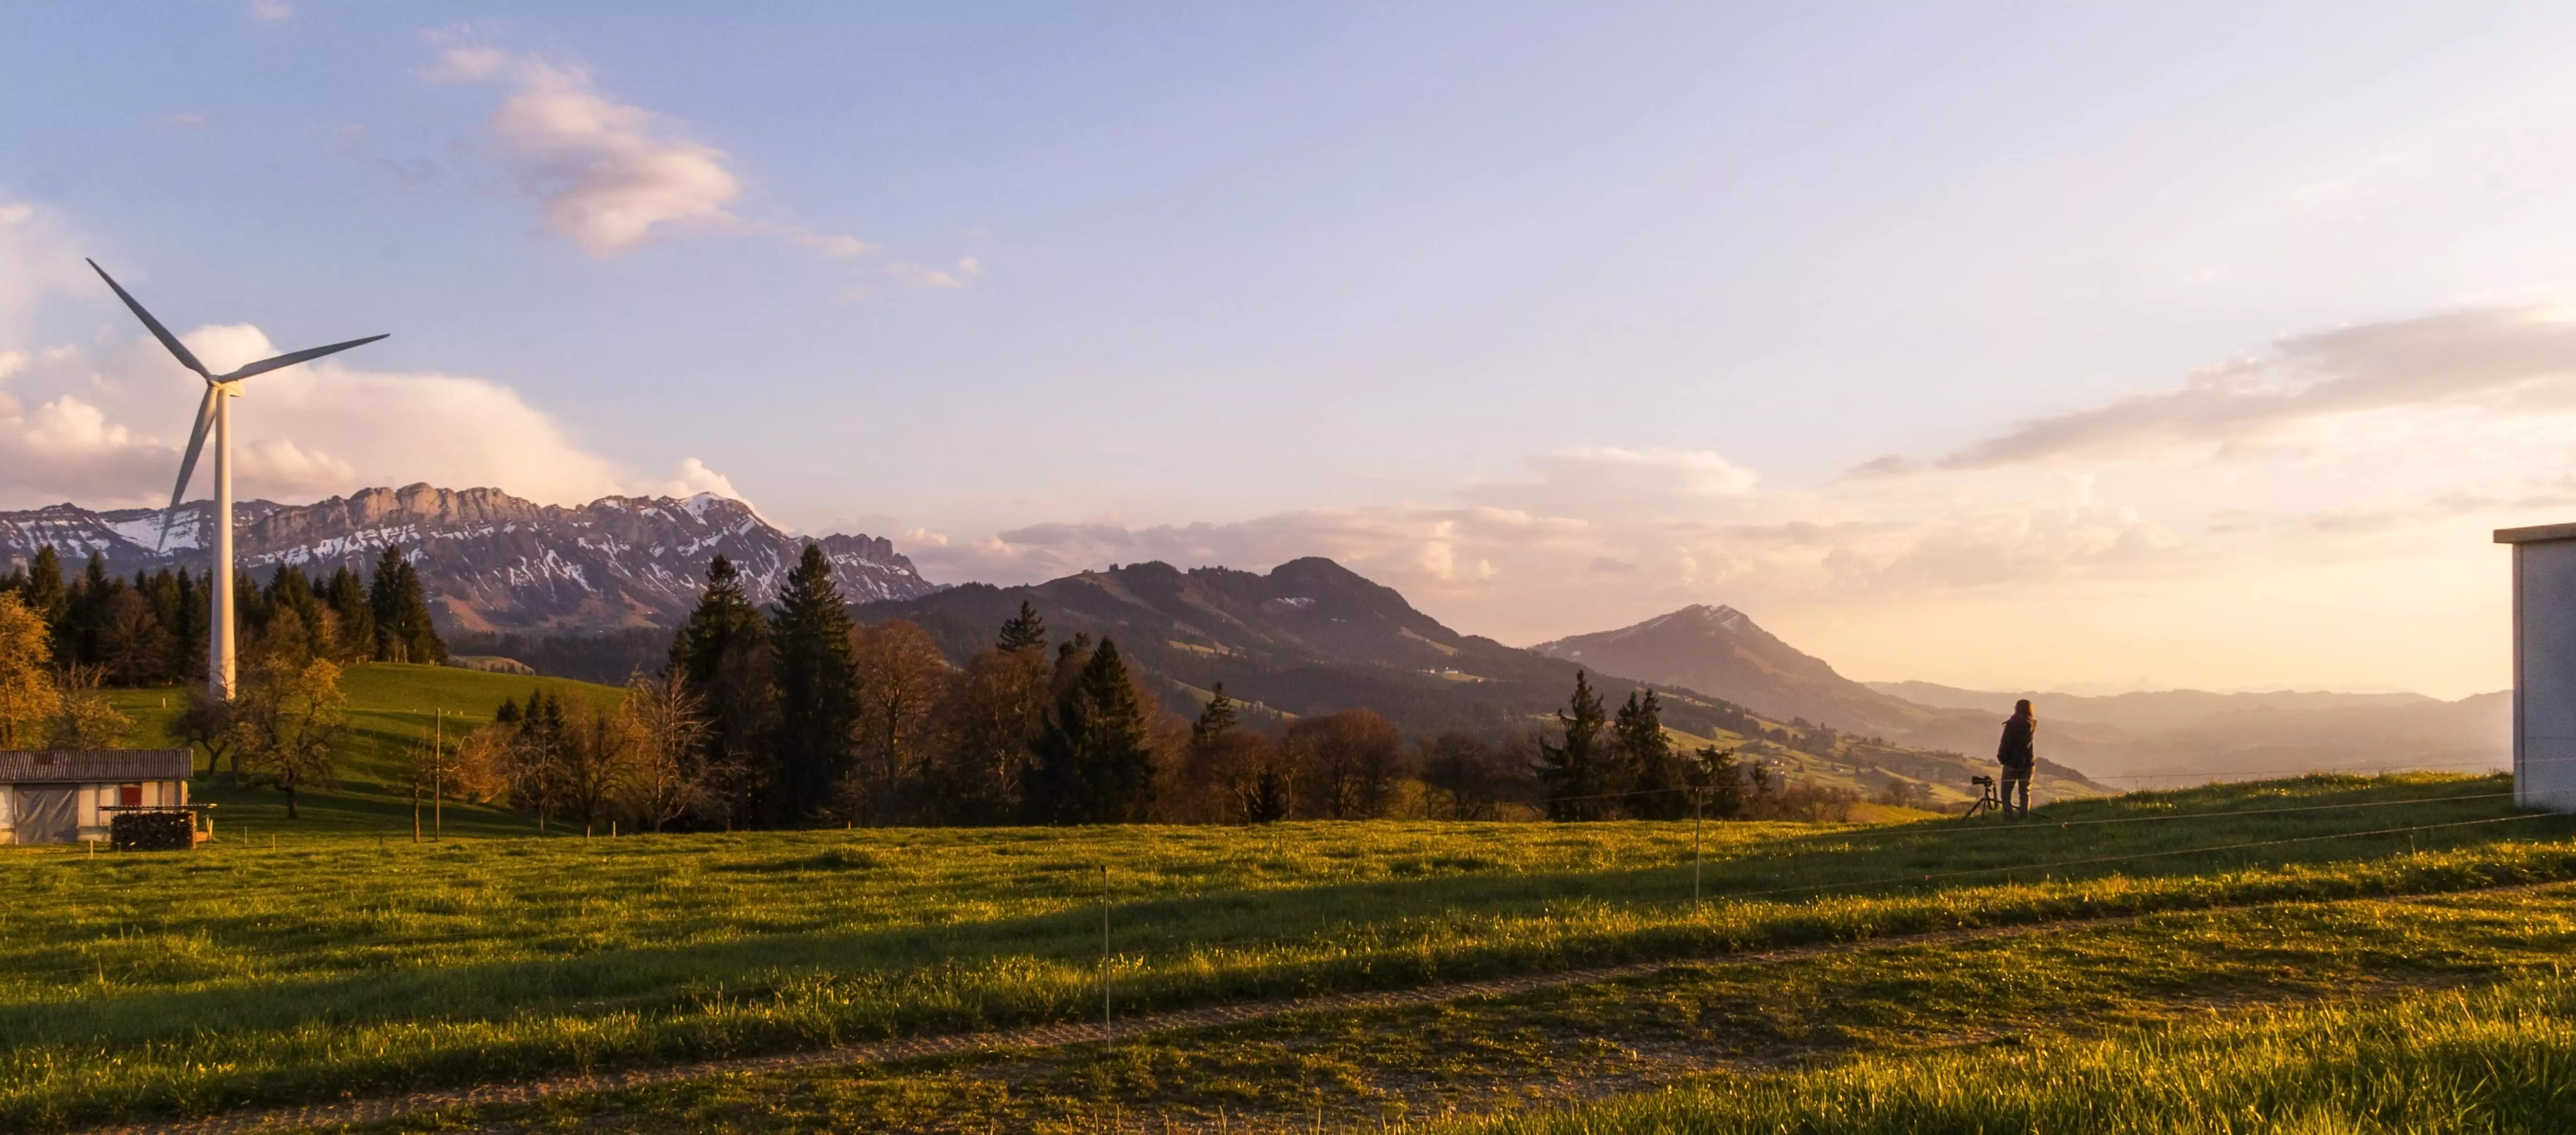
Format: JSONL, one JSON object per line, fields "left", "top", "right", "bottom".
{"left": 118, "top": 784, "right": 143, "bottom": 808}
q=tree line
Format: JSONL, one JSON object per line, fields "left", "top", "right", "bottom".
{"left": 432, "top": 547, "right": 1852, "bottom": 832}
{"left": 0, "top": 544, "right": 447, "bottom": 687}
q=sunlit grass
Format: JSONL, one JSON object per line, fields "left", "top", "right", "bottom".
{"left": 0, "top": 774, "right": 2562, "bottom": 1128}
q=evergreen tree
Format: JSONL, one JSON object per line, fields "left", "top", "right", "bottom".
{"left": 668, "top": 555, "right": 773, "bottom": 825}
{"left": 1536, "top": 671, "right": 1616, "bottom": 821}
{"left": 495, "top": 695, "right": 523, "bottom": 725}
{"left": 1616, "top": 688, "right": 1688, "bottom": 819}
{"left": 22, "top": 546, "right": 67, "bottom": 663}
{"left": 996, "top": 599, "right": 1047, "bottom": 653}
{"left": 1692, "top": 745, "right": 1745, "bottom": 819}
{"left": 767, "top": 544, "right": 858, "bottom": 826}
{"left": 1191, "top": 682, "right": 1238, "bottom": 746}
{"left": 324, "top": 566, "right": 373, "bottom": 659}
{"left": 368, "top": 547, "right": 445, "bottom": 664}
{"left": 1024, "top": 638, "right": 1156, "bottom": 824}
{"left": 1243, "top": 762, "right": 1292, "bottom": 823}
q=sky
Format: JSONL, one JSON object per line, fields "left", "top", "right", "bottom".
{"left": 6, "top": 3, "right": 2576, "bottom": 698}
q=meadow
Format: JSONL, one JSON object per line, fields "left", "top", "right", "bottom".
{"left": 0, "top": 770, "right": 2568, "bottom": 1129}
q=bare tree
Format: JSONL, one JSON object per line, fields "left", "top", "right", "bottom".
{"left": 841, "top": 619, "right": 950, "bottom": 824}
{"left": 1283, "top": 709, "right": 1408, "bottom": 820}
{"left": 46, "top": 664, "right": 133, "bottom": 750}
{"left": 175, "top": 688, "right": 238, "bottom": 776}
{"left": 556, "top": 703, "right": 637, "bottom": 835}
{"left": 619, "top": 670, "right": 719, "bottom": 831}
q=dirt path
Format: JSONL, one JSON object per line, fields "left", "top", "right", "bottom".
{"left": 93, "top": 881, "right": 2572, "bottom": 1135}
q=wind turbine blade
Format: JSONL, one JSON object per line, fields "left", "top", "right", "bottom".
{"left": 217, "top": 333, "right": 390, "bottom": 382}
{"left": 159, "top": 384, "right": 218, "bottom": 551}
{"left": 87, "top": 259, "right": 212, "bottom": 379}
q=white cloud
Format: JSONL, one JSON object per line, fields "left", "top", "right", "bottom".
{"left": 415, "top": 33, "right": 968, "bottom": 288}
{"left": 421, "top": 44, "right": 744, "bottom": 255}
{"left": 0, "top": 321, "right": 755, "bottom": 513}
{"left": 245, "top": 0, "right": 291, "bottom": 24}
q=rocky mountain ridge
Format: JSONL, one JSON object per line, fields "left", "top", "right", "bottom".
{"left": 0, "top": 484, "right": 940, "bottom": 631}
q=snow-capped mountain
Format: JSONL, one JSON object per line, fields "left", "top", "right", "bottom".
{"left": 0, "top": 484, "right": 940, "bottom": 631}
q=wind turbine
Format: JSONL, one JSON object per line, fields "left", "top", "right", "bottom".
{"left": 88, "top": 260, "right": 387, "bottom": 701}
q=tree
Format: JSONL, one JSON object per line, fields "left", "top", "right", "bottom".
{"left": 1418, "top": 732, "right": 1530, "bottom": 820}
{"left": 1537, "top": 671, "right": 1617, "bottom": 821}
{"left": 669, "top": 554, "right": 773, "bottom": 826}
{"left": 0, "top": 592, "right": 57, "bottom": 747}
{"left": 842, "top": 618, "right": 949, "bottom": 824}
{"left": 175, "top": 687, "right": 239, "bottom": 775}
{"left": 95, "top": 589, "right": 173, "bottom": 686}
{"left": 618, "top": 669, "right": 721, "bottom": 831}
{"left": 996, "top": 599, "right": 1047, "bottom": 653}
{"left": 46, "top": 665, "right": 132, "bottom": 749}
{"left": 1191, "top": 684, "right": 1238, "bottom": 746}
{"left": 1024, "top": 638, "right": 1157, "bottom": 824}
{"left": 21, "top": 545, "right": 68, "bottom": 666}
{"left": 502, "top": 688, "right": 570, "bottom": 832}
{"left": 1616, "top": 688, "right": 1688, "bottom": 820}
{"left": 1285, "top": 709, "right": 1407, "bottom": 819}
{"left": 323, "top": 567, "right": 374, "bottom": 661}
{"left": 368, "top": 546, "right": 445, "bottom": 664}
{"left": 235, "top": 658, "right": 348, "bottom": 819}
{"left": 557, "top": 701, "right": 636, "bottom": 835}
{"left": 1691, "top": 745, "right": 1745, "bottom": 819}
{"left": 921, "top": 644, "right": 1049, "bottom": 824}
{"left": 769, "top": 544, "right": 858, "bottom": 825}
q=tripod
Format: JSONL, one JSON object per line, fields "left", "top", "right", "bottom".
{"left": 1960, "top": 775, "right": 2001, "bottom": 820}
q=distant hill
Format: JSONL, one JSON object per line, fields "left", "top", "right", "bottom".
{"left": 1531, "top": 603, "right": 2507, "bottom": 787}
{"left": 1867, "top": 680, "right": 2511, "bottom": 784}
{"left": 857, "top": 559, "right": 2106, "bottom": 802}
{"left": 0, "top": 484, "right": 940, "bottom": 632}
{"left": 1531, "top": 605, "right": 1959, "bottom": 738}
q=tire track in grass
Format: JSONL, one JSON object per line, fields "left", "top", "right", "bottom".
{"left": 91, "top": 879, "right": 2576, "bottom": 1135}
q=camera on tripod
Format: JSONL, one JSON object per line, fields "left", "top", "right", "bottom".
{"left": 1961, "top": 775, "right": 2001, "bottom": 819}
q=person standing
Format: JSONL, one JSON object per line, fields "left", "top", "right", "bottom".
{"left": 1995, "top": 699, "right": 2037, "bottom": 818}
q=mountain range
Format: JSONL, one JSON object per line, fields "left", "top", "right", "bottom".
{"left": 0, "top": 484, "right": 940, "bottom": 631}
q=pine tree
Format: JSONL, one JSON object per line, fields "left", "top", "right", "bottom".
{"left": 1191, "top": 682, "right": 1238, "bottom": 746}
{"left": 22, "top": 546, "right": 67, "bottom": 664}
{"left": 768, "top": 544, "right": 858, "bottom": 826}
{"left": 1536, "top": 671, "right": 1615, "bottom": 821}
{"left": 1025, "top": 638, "right": 1156, "bottom": 824}
{"left": 324, "top": 567, "right": 373, "bottom": 660}
{"left": 367, "top": 547, "right": 446, "bottom": 664}
{"left": 1692, "top": 745, "right": 1745, "bottom": 819}
{"left": 996, "top": 599, "right": 1047, "bottom": 653}
{"left": 1616, "top": 688, "right": 1688, "bottom": 819}
{"left": 669, "top": 555, "right": 773, "bottom": 825}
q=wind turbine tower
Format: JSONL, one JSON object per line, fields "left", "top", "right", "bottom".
{"left": 89, "top": 260, "right": 388, "bottom": 700}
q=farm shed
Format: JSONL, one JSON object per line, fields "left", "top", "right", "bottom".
{"left": 0, "top": 750, "right": 194, "bottom": 845}
{"left": 2496, "top": 524, "right": 2576, "bottom": 812}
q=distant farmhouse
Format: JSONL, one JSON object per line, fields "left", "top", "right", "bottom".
{"left": 0, "top": 751, "right": 193, "bottom": 844}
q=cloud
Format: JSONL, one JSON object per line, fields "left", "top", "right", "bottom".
{"left": 245, "top": 0, "right": 291, "bottom": 24}
{"left": 160, "top": 112, "right": 208, "bottom": 130}
{"left": 415, "top": 32, "right": 971, "bottom": 288}
{"left": 1940, "top": 305, "right": 2576, "bottom": 468}
{"left": 0, "top": 321, "right": 755, "bottom": 513}
{"left": 420, "top": 42, "right": 744, "bottom": 255}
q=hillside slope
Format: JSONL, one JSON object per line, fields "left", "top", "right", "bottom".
{"left": 858, "top": 560, "right": 2104, "bottom": 800}
{"left": 0, "top": 485, "right": 939, "bottom": 632}
{"left": 1531, "top": 605, "right": 1975, "bottom": 738}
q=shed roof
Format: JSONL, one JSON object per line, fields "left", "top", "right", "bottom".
{"left": 2496, "top": 523, "right": 2576, "bottom": 544}
{"left": 0, "top": 750, "right": 192, "bottom": 783}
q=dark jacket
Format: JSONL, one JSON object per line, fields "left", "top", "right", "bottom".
{"left": 1996, "top": 714, "right": 2036, "bottom": 772}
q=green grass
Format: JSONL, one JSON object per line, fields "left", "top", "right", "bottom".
{"left": 384, "top": 883, "right": 2576, "bottom": 1133}
{"left": 0, "top": 775, "right": 2567, "bottom": 1128}
{"left": 1459, "top": 968, "right": 2576, "bottom": 1135}
{"left": 101, "top": 663, "right": 623, "bottom": 835}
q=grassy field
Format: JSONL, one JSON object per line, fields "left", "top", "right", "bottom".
{"left": 0, "top": 773, "right": 2568, "bottom": 1129}
{"left": 101, "top": 663, "right": 622, "bottom": 835}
